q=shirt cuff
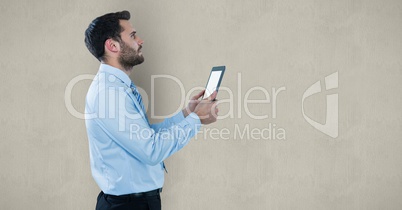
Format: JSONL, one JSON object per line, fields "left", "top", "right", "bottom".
{"left": 183, "top": 112, "right": 201, "bottom": 133}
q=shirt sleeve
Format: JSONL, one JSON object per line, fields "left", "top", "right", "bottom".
{"left": 150, "top": 111, "right": 185, "bottom": 131}
{"left": 91, "top": 88, "right": 201, "bottom": 166}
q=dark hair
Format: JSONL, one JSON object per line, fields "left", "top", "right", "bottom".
{"left": 84, "top": 11, "right": 131, "bottom": 61}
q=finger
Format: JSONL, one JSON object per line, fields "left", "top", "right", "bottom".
{"left": 189, "top": 100, "right": 199, "bottom": 105}
{"left": 212, "top": 100, "right": 218, "bottom": 108}
{"left": 211, "top": 102, "right": 219, "bottom": 118}
{"left": 206, "top": 91, "right": 218, "bottom": 101}
{"left": 192, "top": 90, "right": 205, "bottom": 100}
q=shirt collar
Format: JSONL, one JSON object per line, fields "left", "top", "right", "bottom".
{"left": 98, "top": 63, "right": 132, "bottom": 87}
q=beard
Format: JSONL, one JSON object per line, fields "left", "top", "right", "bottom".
{"left": 118, "top": 41, "right": 144, "bottom": 70}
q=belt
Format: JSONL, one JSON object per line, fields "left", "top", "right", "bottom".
{"left": 105, "top": 188, "right": 162, "bottom": 199}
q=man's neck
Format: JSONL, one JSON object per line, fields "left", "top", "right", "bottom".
{"left": 102, "top": 60, "right": 133, "bottom": 76}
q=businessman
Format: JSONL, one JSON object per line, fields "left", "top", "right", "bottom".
{"left": 84, "top": 11, "right": 218, "bottom": 210}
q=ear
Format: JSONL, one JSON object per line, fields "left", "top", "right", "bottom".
{"left": 104, "top": 38, "right": 120, "bottom": 54}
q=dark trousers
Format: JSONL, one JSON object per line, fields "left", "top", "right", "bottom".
{"left": 96, "top": 190, "right": 161, "bottom": 210}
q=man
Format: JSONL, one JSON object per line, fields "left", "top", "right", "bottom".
{"left": 84, "top": 11, "right": 218, "bottom": 210}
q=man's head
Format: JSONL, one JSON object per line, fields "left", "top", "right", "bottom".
{"left": 84, "top": 11, "right": 144, "bottom": 69}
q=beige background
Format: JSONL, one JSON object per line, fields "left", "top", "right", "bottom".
{"left": 1, "top": 0, "right": 402, "bottom": 209}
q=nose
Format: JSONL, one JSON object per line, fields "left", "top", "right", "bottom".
{"left": 136, "top": 36, "right": 144, "bottom": 46}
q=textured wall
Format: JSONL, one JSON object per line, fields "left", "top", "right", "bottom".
{"left": 1, "top": 0, "right": 401, "bottom": 209}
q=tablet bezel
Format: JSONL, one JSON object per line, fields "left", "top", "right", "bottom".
{"left": 202, "top": 66, "right": 226, "bottom": 99}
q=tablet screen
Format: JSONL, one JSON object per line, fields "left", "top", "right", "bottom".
{"left": 203, "top": 66, "right": 225, "bottom": 99}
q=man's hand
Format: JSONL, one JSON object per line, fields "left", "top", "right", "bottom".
{"left": 193, "top": 91, "right": 219, "bottom": 125}
{"left": 182, "top": 90, "right": 205, "bottom": 117}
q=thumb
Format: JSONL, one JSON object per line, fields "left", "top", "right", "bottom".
{"left": 192, "top": 89, "right": 205, "bottom": 100}
{"left": 207, "top": 91, "right": 218, "bottom": 101}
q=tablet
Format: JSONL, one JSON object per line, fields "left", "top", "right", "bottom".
{"left": 203, "top": 66, "right": 226, "bottom": 99}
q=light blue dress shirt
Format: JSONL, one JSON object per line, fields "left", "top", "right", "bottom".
{"left": 85, "top": 64, "right": 201, "bottom": 195}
